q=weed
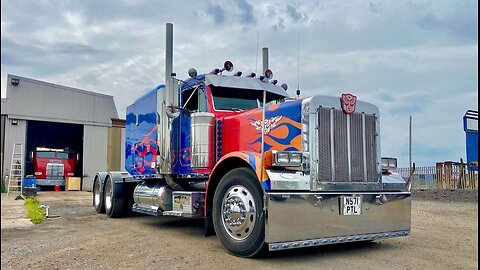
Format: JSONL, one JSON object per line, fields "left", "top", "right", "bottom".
{"left": 24, "top": 197, "right": 45, "bottom": 224}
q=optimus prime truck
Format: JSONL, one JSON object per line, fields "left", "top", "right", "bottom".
{"left": 32, "top": 147, "right": 77, "bottom": 187}
{"left": 93, "top": 23, "right": 411, "bottom": 257}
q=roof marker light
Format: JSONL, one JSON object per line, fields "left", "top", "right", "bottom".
{"left": 221, "top": 60, "right": 234, "bottom": 72}
{"left": 247, "top": 72, "right": 256, "bottom": 78}
{"left": 281, "top": 83, "right": 288, "bottom": 91}
{"left": 265, "top": 69, "right": 273, "bottom": 79}
{"left": 188, "top": 68, "right": 198, "bottom": 78}
{"left": 259, "top": 75, "right": 265, "bottom": 81}
{"left": 210, "top": 68, "right": 220, "bottom": 75}
{"left": 272, "top": 79, "right": 278, "bottom": 85}
{"left": 233, "top": 71, "right": 242, "bottom": 76}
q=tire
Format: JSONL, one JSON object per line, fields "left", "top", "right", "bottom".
{"left": 212, "top": 167, "right": 266, "bottom": 257}
{"left": 93, "top": 177, "right": 105, "bottom": 213}
{"left": 104, "top": 176, "right": 126, "bottom": 218}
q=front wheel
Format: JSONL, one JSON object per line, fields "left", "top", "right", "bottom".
{"left": 213, "top": 168, "right": 266, "bottom": 257}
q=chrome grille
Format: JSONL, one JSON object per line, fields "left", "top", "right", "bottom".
{"left": 46, "top": 163, "right": 64, "bottom": 179}
{"left": 333, "top": 110, "right": 349, "bottom": 182}
{"left": 351, "top": 113, "right": 364, "bottom": 181}
{"left": 317, "top": 107, "right": 378, "bottom": 183}
{"left": 365, "top": 114, "right": 377, "bottom": 181}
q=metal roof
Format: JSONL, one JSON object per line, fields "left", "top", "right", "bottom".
{"left": 4, "top": 74, "right": 118, "bottom": 126}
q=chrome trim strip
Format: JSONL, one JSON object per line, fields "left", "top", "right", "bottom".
{"left": 362, "top": 113, "right": 367, "bottom": 180}
{"left": 346, "top": 114, "right": 352, "bottom": 181}
{"left": 268, "top": 191, "right": 411, "bottom": 195}
{"left": 330, "top": 109, "right": 335, "bottom": 181}
{"left": 267, "top": 170, "right": 311, "bottom": 190}
{"left": 268, "top": 230, "right": 410, "bottom": 251}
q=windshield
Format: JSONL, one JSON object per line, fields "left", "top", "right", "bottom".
{"left": 211, "top": 87, "right": 285, "bottom": 111}
{"left": 57, "top": 152, "right": 69, "bottom": 159}
{"left": 212, "top": 88, "right": 258, "bottom": 110}
{"left": 36, "top": 152, "right": 56, "bottom": 158}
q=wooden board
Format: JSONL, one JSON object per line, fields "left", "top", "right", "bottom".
{"left": 66, "top": 177, "right": 81, "bottom": 191}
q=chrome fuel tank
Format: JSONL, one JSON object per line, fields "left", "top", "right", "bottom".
{"left": 133, "top": 181, "right": 172, "bottom": 212}
{"left": 190, "top": 112, "right": 215, "bottom": 169}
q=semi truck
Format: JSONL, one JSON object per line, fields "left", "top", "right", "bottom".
{"left": 93, "top": 23, "right": 411, "bottom": 257}
{"left": 31, "top": 147, "right": 77, "bottom": 187}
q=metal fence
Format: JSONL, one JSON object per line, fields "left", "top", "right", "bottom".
{"left": 396, "top": 162, "right": 478, "bottom": 190}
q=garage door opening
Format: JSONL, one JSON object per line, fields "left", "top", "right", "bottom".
{"left": 26, "top": 120, "right": 83, "bottom": 189}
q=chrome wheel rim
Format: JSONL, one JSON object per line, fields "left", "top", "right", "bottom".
{"left": 221, "top": 185, "right": 256, "bottom": 241}
{"left": 93, "top": 179, "right": 101, "bottom": 208}
{"left": 104, "top": 179, "right": 112, "bottom": 210}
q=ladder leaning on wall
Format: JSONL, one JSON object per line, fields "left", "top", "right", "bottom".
{"left": 7, "top": 143, "right": 23, "bottom": 198}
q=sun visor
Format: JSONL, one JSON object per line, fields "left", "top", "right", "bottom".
{"left": 205, "top": 74, "right": 290, "bottom": 98}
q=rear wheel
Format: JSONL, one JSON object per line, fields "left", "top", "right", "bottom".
{"left": 104, "top": 176, "right": 126, "bottom": 218}
{"left": 213, "top": 168, "right": 266, "bottom": 257}
{"left": 93, "top": 177, "right": 105, "bottom": 213}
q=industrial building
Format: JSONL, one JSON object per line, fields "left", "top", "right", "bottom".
{"left": 1, "top": 74, "right": 125, "bottom": 191}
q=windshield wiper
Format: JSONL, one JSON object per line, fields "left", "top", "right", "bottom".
{"left": 229, "top": 108, "right": 244, "bottom": 112}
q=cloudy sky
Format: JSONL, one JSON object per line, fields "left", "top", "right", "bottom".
{"left": 1, "top": 0, "right": 478, "bottom": 167}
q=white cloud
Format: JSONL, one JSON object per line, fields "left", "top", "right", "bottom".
{"left": 1, "top": 0, "right": 477, "bottom": 166}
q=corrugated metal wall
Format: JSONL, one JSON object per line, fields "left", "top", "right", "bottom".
{"left": 6, "top": 74, "right": 118, "bottom": 125}
{"left": 1, "top": 115, "right": 6, "bottom": 184}
{"left": 2, "top": 119, "right": 27, "bottom": 186}
{"left": 82, "top": 125, "right": 108, "bottom": 191}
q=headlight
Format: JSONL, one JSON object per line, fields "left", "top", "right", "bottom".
{"left": 289, "top": 153, "right": 302, "bottom": 164}
{"left": 276, "top": 152, "right": 290, "bottom": 164}
{"left": 272, "top": 151, "right": 303, "bottom": 167}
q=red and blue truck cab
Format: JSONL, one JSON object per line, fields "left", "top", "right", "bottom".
{"left": 92, "top": 23, "right": 411, "bottom": 257}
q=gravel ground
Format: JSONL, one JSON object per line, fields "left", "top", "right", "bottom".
{"left": 1, "top": 190, "right": 478, "bottom": 270}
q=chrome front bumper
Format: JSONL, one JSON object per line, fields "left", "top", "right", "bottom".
{"left": 36, "top": 178, "right": 66, "bottom": 186}
{"left": 265, "top": 192, "right": 411, "bottom": 251}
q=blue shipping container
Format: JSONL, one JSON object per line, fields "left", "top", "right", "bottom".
{"left": 463, "top": 110, "right": 478, "bottom": 171}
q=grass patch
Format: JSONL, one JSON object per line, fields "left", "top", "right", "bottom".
{"left": 24, "top": 197, "right": 46, "bottom": 224}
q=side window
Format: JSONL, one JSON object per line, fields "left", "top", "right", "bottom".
{"left": 182, "top": 85, "right": 207, "bottom": 112}
{"left": 182, "top": 89, "right": 198, "bottom": 112}
{"left": 198, "top": 87, "right": 207, "bottom": 112}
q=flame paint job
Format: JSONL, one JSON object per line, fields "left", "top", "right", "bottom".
{"left": 125, "top": 85, "right": 162, "bottom": 176}
{"left": 213, "top": 151, "right": 270, "bottom": 190}
{"left": 219, "top": 100, "right": 302, "bottom": 154}
{"left": 210, "top": 100, "right": 303, "bottom": 189}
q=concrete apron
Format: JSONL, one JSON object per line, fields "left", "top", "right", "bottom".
{"left": 1, "top": 193, "right": 34, "bottom": 229}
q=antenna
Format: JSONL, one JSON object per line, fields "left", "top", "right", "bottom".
{"left": 255, "top": 32, "right": 260, "bottom": 75}
{"left": 296, "top": 31, "right": 301, "bottom": 99}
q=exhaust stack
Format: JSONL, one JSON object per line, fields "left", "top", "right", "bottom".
{"left": 262, "top": 47, "right": 269, "bottom": 74}
{"left": 158, "top": 23, "right": 178, "bottom": 174}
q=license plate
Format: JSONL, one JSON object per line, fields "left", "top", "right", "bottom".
{"left": 341, "top": 196, "right": 362, "bottom": 215}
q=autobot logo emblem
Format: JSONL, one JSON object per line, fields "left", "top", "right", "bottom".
{"left": 341, "top": 93, "right": 357, "bottom": 115}
{"left": 251, "top": 116, "right": 282, "bottom": 135}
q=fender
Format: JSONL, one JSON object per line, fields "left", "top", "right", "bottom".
{"left": 95, "top": 171, "right": 136, "bottom": 199}
{"left": 106, "top": 171, "right": 137, "bottom": 198}
{"left": 211, "top": 151, "right": 269, "bottom": 190}
{"left": 204, "top": 151, "right": 269, "bottom": 236}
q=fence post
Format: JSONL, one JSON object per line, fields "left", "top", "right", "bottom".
{"left": 436, "top": 163, "right": 442, "bottom": 189}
